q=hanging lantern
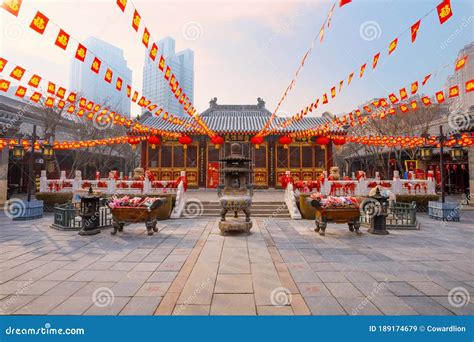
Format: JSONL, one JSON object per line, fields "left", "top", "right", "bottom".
{"left": 178, "top": 135, "right": 193, "bottom": 149}
{"left": 128, "top": 136, "right": 140, "bottom": 150}
{"left": 332, "top": 136, "right": 346, "bottom": 146}
{"left": 278, "top": 136, "right": 292, "bottom": 149}
{"left": 147, "top": 135, "right": 161, "bottom": 149}
{"left": 12, "top": 142, "right": 25, "bottom": 159}
{"left": 450, "top": 145, "right": 464, "bottom": 162}
{"left": 315, "top": 136, "right": 330, "bottom": 145}
{"left": 42, "top": 142, "right": 54, "bottom": 159}
{"left": 250, "top": 135, "right": 264, "bottom": 149}
{"left": 210, "top": 135, "right": 224, "bottom": 149}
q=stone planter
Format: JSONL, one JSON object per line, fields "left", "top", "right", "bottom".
{"left": 428, "top": 201, "right": 460, "bottom": 221}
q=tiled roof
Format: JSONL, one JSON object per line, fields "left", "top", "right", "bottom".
{"left": 140, "top": 103, "right": 330, "bottom": 134}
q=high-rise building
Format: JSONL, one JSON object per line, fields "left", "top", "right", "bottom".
{"left": 69, "top": 37, "right": 132, "bottom": 117}
{"left": 445, "top": 42, "right": 474, "bottom": 113}
{"left": 142, "top": 37, "right": 194, "bottom": 117}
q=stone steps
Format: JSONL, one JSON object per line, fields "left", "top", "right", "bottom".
{"left": 183, "top": 200, "right": 291, "bottom": 218}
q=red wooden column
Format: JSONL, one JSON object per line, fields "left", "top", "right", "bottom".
{"left": 326, "top": 143, "right": 334, "bottom": 170}
{"left": 140, "top": 141, "right": 147, "bottom": 169}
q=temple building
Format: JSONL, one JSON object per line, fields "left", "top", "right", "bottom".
{"left": 138, "top": 98, "right": 335, "bottom": 188}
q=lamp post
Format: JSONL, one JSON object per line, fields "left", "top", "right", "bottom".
{"left": 10, "top": 125, "right": 53, "bottom": 220}
{"left": 421, "top": 125, "right": 464, "bottom": 222}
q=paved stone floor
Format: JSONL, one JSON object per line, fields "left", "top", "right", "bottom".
{"left": 0, "top": 211, "right": 473, "bottom": 316}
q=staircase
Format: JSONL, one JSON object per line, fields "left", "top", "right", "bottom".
{"left": 192, "top": 201, "right": 291, "bottom": 219}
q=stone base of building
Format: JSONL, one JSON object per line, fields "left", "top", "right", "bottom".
{"left": 219, "top": 218, "right": 252, "bottom": 236}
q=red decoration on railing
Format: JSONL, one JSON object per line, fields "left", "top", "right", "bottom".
{"left": 332, "top": 136, "right": 346, "bottom": 145}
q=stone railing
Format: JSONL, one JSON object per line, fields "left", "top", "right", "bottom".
{"left": 39, "top": 170, "right": 188, "bottom": 217}
{"left": 282, "top": 170, "right": 436, "bottom": 197}
{"left": 283, "top": 171, "right": 302, "bottom": 220}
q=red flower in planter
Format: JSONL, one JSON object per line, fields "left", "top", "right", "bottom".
{"left": 82, "top": 181, "right": 91, "bottom": 189}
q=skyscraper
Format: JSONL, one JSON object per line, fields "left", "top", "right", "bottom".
{"left": 445, "top": 42, "right": 474, "bottom": 113}
{"left": 69, "top": 37, "right": 132, "bottom": 117}
{"left": 142, "top": 37, "right": 194, "bottom": 117}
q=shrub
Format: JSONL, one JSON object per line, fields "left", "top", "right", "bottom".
{"left": 396, "top": 194, "right": 439, "bottom": 212}
{"left": 36, "top": 192, "right": 73, "bottom": 211}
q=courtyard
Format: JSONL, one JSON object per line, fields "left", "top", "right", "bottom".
{"left": 0, "top": 206, "right": 472, "bottom": 316}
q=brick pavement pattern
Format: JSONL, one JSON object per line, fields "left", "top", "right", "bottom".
{"left": 0, "top": 212, "right": 473, "bottom": 315}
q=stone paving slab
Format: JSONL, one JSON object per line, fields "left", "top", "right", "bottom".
{"left": 0, "top": 211, "right": 472, "bottom": 316}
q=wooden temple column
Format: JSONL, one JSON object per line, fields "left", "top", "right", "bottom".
{"left": 198, "top": 136, "right": 207, "bottom": 188}
{"left": 268, "top": 137, "right": 276, "bottom": 188}
{"left": 326, "top": 143, "right": 334, "bottom": 170}
{"left": 140, "top": 141, "right": 147, "bottom": 169}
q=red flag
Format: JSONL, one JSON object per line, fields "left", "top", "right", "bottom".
{"left": 149, "top": 43, "right": 158, "bottom": 61}
{"left": 28, "top": 74, "right": 41, "bottom": 88}
{"left": 45, "top": 97, "right": 54, "bottom": 107}
{"left": 67, "top": 92, "right": 76, "bottom": 103}
{"left": 449, "top": 85, "right": 459, "bottom": 98}
{"left": 411, "top": 81, "right": 418, "bottom": 95}
{"left": 30, "top": 11, "right": 49, "bottom": 34}
{"left": 104, "top": 68, "right": 113, "bottom": 83}
{"left": 10, "top": 66, "right": 25, "bottom": 80}
{"left": 126, "top": 85, "right": 131, "bottom": 98}
{"left": 372, "top": 52, "right": 380, "bottom": 69}
{"left": 319, "top": 25, "right": 325, "bottom": 42}
{"left": 132, "top": 10, "right": 141, "bottom": 32}
{"left": 399, "top": 88, "right": 408, "bottom": 100}
{"left": 55, "top": 29, "right": 70, "bottom": 50}
{"left": 330, "top": 86, "right": 336, "bottom": 98}
{"left": 15, "top": 86, "right": 26, "bottom": 98}
{"left": 388, "top": 38, "right": 398, "bottom": 55}
{"left": 455, "top": 56, "right": 467, "bottom": 71}
{"left": 116, "top": 0, "right": 127, "bottom": 12}
{"left": 363, "top": 106, "right": 371, "bottom": 113}
{"left": 359, "top": 63, "right": 366, "bottom": 78}
{"left": 422, "top": 74, "right": 431, "bottom": 86}
{"left": 339, "top": 80, "right": 344, "bottom": 92}
{"left": 410, "top": 100, "right": 418, "bottom": 111}
{"left": 437, "top": 0, "right": 453, "bottom": 25}
{"left": 142, "top": 28, "right": 150, "bottom": 48}
{"left": 400, "top": 104, "right": 409, "bottom": 113}
{"left": 466, "top": 79, "right": 474, "bottom": 93}
{"left": 388, "top": 93, "right": 398, "bottom": 104}
{"left": 67, "top": 105, "right": 75, "bottom": 113}
{"left": 56, "top": 87, "right": 66, "bottom": 99}
{"left": 436, "top": 91, "right": 445, "bottom": 103}
{"left": 339, "top": 0, "right": 351, "bottom": 7}
{"left": 164, "top": 66, "right": 171, "bottom": 80}
{"left": 347, "top": 72, "right": 354, "bottom": 85}
{"left": 47, "top": 82, "right": 56, "bottom": 94}
{"left": 322, "top": 93, "right": 328, "bottom": 104}
{"left": 30, "top": 92, "right": 41, "bottom": 102}
{"left": 132, "top": 91, "right": 138, "bottom": 102}
{"left": 410, "top": 20, "right": 421, "bottom": 43}
{"left": 422, "top": 96, "right": 431, "bottom": 106}
{"left": 90, "top": 57, "right": 101, "bottom": 74}
{"left": 2, "top": 0, "right": 23, "bottom": 16}
{"left": 158, "top": 56, "right": 165, "bottom": 71}
{"left": 116, "top": 77, "right": 123, "bottom": 90}
{"left": 0, "top": 57, "right": 7, "bottom": 72}
{"left": 58, "top": 100, "right": 65, "bottom": 109}
{"left": 0, "top": 79, "right": 10, "bottom": 92}
{"left": 75, "top": 44, "right": 87, "bottom": 62}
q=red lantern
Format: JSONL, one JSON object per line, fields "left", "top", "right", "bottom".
{"left": 250, "top": 135, "right": 264, "bottom": 149}
{"left": 332, "top": 136, "right": 346, "bottom": 146}
{"left": 315, "top": 136, "right": 330, "bottom": 145}
{"left": 210, "top": 135, "right": 224, "bottom": 149}
{"left": 128, "top": 136, "right": 141, "bottom": 150}
{"left": 278, "top": 136, "right": 292, "bottom": 149}
{"left": 178, "top": 135, "right": 193, "bottom": 149}
{"left": 147, "top": 135, "right": 161, "bottom": 149}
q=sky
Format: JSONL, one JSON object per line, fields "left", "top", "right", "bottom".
{"left": 0, "top": 0, "right": 473, "bottom": 119}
